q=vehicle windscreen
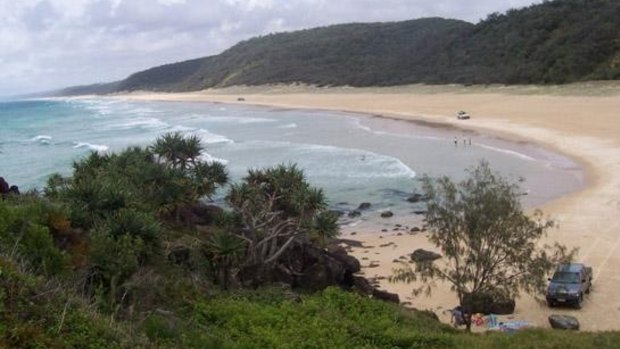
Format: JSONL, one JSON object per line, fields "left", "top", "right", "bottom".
{"left": 552, "top": 271, "right": 580, "bottom": 283}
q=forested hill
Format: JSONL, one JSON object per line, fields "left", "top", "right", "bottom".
{"left": 65, "top": 0, "right": 620, "bottom": 94}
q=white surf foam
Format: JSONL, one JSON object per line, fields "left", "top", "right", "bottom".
{"left": 199, "top": 152, "right": 229, "bottom": 165}
{"left": 107, "top": 117, "right": 170, "bottom": 130}
{"left": 73, "top": 142, "right": 109, "bottom": 153}
{"left": 205, "top": 116, "right": 277, "bottom": 124}
{"left": 277, "top": 123, "right": 298, "bottom": 129}
{"left": 31, "top": 135, "right": 52, "bottom": 144}
{"left": 477, "top": 144, "right": 537, "bottom": 162}
{"left": 194, "top": 128, "right": 234, "bottom": 144}
{"left": 241, "top": 141, "right": 416, "bottom": 179}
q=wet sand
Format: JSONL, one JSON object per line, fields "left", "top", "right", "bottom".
{"left": 117, "top": 83, "right": 620, "bottom": 331}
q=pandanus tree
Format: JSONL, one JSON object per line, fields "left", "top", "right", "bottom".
{"left": 204, "top": 230, "right": 247, "bottom": 289}
{"left": 150, "top": 132, "right": 228, "bottom": 224}
{"left": 226, "top": 164, "right": 336, "bottom": 270}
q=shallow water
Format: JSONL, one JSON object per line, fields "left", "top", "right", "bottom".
{"left": 0, "top": 98, "right": 585, "bottom": 229}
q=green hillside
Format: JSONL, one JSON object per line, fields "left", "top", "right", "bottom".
{"left": 75, "top": 0, "right": 620, "bottom": 94}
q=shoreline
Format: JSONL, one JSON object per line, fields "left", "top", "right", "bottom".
{"left": 112, "top": 85, "right": 620, "bottom": 331}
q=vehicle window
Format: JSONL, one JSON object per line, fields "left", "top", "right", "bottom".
{"left": 552, "top": 271, "right": 580, "bottom": 283}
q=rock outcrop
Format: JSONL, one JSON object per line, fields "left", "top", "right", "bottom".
{"left": 238, "top": 240, "right": 401, "bottom": 304}
{"left": 0, "top": 177, "right": 19, "bottom": 197}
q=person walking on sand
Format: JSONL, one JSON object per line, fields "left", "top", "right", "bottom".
{"left": 454, "top": 137, "right": 458, "bottom": 146}
{"left": 451, "top": 305, "right": 465, "bottom": 328}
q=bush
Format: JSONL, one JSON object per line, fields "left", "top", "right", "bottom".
{"left": 0, "top": 199, "right": 68, "bottom": 276}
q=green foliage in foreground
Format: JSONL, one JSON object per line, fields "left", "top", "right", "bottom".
{"left": 1, "top": 248, "right": 619, "bottom": 349}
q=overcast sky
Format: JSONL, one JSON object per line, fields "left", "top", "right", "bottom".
{"left": 0, "top": 0, "right": 543, "bottom": 96}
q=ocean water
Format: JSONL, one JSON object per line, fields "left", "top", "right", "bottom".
{"left": 0, "top": 98, "right": 584, "bottom": 228}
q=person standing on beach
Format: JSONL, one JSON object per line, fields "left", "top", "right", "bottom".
{"left": 454, "top": 137, "right": 458, "bottom": 146}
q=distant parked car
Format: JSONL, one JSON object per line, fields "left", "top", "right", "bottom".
{"left": 456, "top": 111, "right": 470, "bottom": 120}
{"left": 546, "top": 263, "right": 593, "bottom": 309}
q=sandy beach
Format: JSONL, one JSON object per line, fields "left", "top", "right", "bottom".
{"left": 118, "top": 83, "right": 620, "bottom": 331}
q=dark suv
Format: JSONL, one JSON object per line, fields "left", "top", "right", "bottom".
{"left": 546, "top": 263, "right": 593, "bottom": 309}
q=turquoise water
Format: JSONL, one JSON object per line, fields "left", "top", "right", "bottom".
{"left": 0, "top": 98, "right": 584, "bottom": 226}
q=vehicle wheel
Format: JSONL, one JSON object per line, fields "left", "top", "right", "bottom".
{"left": 547, "top": 300, "right": 555, "bottom": 308}
{"left": 585, "top": 282, "right": 591, "bottom": 294}
{"left": 575, "top": 294, "right": 583, "bottom": 309}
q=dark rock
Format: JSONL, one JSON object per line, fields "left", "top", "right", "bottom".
{"left": 350, "top": 232, "right": 357, "bottom": 236}
{"left": 406, "top": 193, "right": 426, "bottom": 203}
{"left": 236, "top": 240, "right": 365, "bottom": 292}
{"left": 0, "top": 177, "right": 8, "bottom": 194}
{"left": 413, "top": 210, "right": 427, "bottom": 215}
{"left": 381, "top": 211, "right": 394, "bottom": 218}
{"left": 328, "top": 210, "right": 345, "bottom": 217}
{"left": 373, "top": 288, "right": 400, "bottom": 303}
{"left": 353, "top": 276, "right": 375, "bottom": 295}
{"left": 462, "top": 293, "right": 516, "bottom": 315}
{"left": 337, "top": 239, "right": 363, "bottom": 248}
{"left": 549, "top": 314, "right": 580, "bottom": 330}
{"left": 348, "top": 210, "right": 361, "bottom": 218}
{"left": 392, "top": 259, "right": 400, "bottom": 263}
{"left": 395, "top": 224, "right": 402, "bottom": 228}
{"left": 381, "top": 229, "right": 388, "bottom": 232}
{"left": 411, "top": 227, "right": 421, "bottom": 232}
{"left": 410, "top": 249, "right": 442, "bottom": 263}
{"left": 368, "top": 262, "right": 380, "bottom": 268}
{"left": 327, "top": 245, "right": 361, "bottom": 273}
{"left": 357, "top": 202, "right": 372, "bottom": 210}
{"left": 8, "top": 185, "right": 19, "bottom": 195}
{"left": 396, "top": 233, "right": 403, "bottom": 236}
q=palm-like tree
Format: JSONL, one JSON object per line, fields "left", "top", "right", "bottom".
{"left": 226, "top": 164, "right": 331, "bottom": 270}
{"left": 151, "top": 132, "right": 202, "bottom": 170}
{"left": 204, "top": 230, "right": 247, "bottom": 289}
{"left": 311, "top": 211, "right": 340, "bottom": 248}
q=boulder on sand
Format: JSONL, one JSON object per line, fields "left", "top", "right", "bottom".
{"left": 548, "top": 314, "right": 580, "bottom": 330}
{"left": 380, "top": 211, "right": 394, "bottom": 218}
{"left": 410, "top": 249, "right": 442, "bottom": 263}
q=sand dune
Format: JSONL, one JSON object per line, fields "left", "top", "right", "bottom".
{"left": 120, "top": 83, "right": 620, "bottom": 331}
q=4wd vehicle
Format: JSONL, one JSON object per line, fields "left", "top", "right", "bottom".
{"left": 456, "top": 111, "right": 470, "bottom": 120}
{"left": 546, "top": 263, "right": 593, "bottom": 309}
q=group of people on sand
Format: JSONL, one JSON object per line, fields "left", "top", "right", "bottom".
{"left": 453, "top": 137, "right": 472, "bottom": 146}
